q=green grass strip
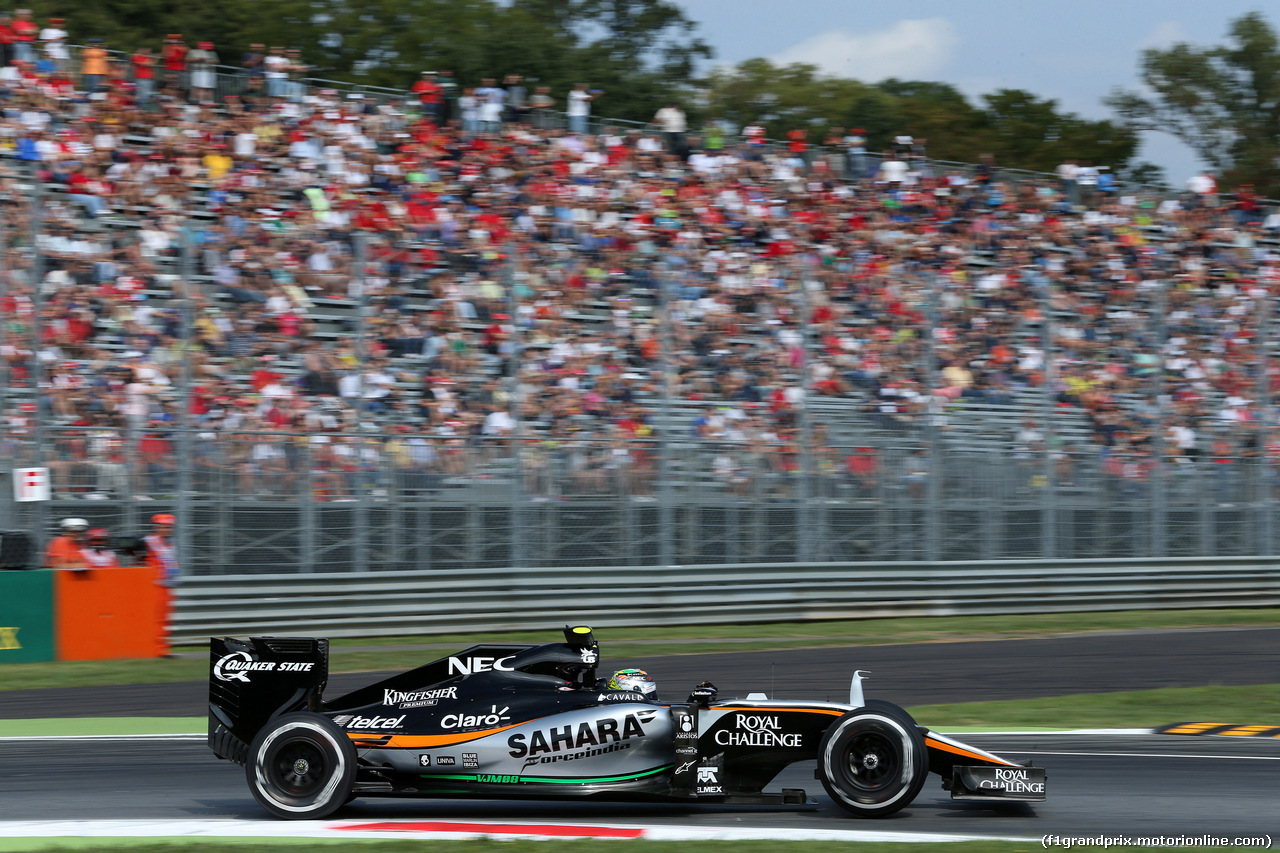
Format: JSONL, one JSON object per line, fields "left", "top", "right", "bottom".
{"left": 0, "top": 717, "right": 203, "bottom": 737}
{"left": 907, "top": 684, "right": 1280, "bottom": 730}
{"left": 4, "top": 607, "right": 1277, "bottom": 692}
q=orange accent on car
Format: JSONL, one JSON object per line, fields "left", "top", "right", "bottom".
{"left": 925, "top": 736, "right": 1018, "bottom": 767}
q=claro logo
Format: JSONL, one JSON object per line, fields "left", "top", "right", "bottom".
{"left": 447, "top": 655, "right": 516, "bottom": 676}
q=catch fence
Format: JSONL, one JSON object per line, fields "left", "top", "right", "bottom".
{"left": 4, "top": 427, "right": 1280, "bottom": 573}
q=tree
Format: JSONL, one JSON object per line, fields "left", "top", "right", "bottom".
{"left": 979, "top": 89, "right": 1138, "bottom": 174}
{"left": 34, "top": 0, "right": 710, "bottom": 119}
{"left": 1106, "top": 11, "right": 1280, "bottom": 194}
{"left": 701, "top": 62, "right": 1140, "bottom": 175}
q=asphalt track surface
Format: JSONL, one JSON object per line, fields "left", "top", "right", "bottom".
{"left": 1, "top": 734, "right": 1278, "bottom": 839}
{"left": 2, "top": 626, "right": 1278, "bottom": 719}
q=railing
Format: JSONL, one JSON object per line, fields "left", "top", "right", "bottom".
{"left": 5, "top": 428, "right": 1280, "bottom": 575}
{"left": 169, "top": 556, "right": 1280, "bottom": 641}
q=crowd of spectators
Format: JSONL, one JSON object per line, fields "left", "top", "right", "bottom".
{"left": 1, "top": 23, "right": 1280, "bottom": 506}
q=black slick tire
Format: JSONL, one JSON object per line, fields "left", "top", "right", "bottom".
{"left": 817, "top": 701, "right": 928, "bottom": 817}
{"left": 246, "top": 712, "right": 357, "bottom": 819}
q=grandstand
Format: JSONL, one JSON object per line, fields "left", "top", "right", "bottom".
{"left": 1, "top": 37, "right": 1280, "bottom": 575}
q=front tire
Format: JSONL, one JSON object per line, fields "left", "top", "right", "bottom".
{"left": 247, "top": 712, "right": 356, "bottom": 819}
{"left": 818, "top": 702, "right": 928, "bottom": 817}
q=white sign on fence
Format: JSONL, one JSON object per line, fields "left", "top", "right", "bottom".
{"left": 13, "top": 467, "right": 50, "bottom": 502}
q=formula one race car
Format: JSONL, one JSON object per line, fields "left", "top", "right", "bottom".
{"left": 208, "top": 627, "right": 1046, "bottom": 819}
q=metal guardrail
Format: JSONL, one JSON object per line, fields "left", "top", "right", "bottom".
{"left": 170, "top": 557, "right": 1280, "bottom": 641}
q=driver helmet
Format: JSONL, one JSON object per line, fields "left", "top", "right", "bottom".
{"left": 608, "top": 668, "right": 657, "bottom": 700}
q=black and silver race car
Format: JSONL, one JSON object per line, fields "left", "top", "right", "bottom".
{"left": 208, "top": 626, "right": 1045, "bottom": 819}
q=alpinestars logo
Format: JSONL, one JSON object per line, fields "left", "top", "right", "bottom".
{"left": 675, "top": 760, "right": 696, "bottom": 774}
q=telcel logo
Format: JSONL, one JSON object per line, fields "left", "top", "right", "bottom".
{"left": 447, "top": 655, "right": 516, "bottom": 676}
{"left": 337, "top": 714, "right": 407, "bottom": 730}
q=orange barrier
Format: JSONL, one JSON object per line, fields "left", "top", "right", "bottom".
{"left": 54, "top": 567, "right": 163, "bottom": 660}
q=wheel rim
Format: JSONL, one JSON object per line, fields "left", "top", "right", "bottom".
{"left": 267, "top": 738, "right": 328, "bottom": 799}
{"left": 842, "top": 729, "right": 901, "bottom": 793}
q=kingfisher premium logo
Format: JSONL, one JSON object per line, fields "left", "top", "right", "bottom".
{"left": 384, "top": 686, "right": 458, "bottom": 709}
{"left": 0, "top": 627, "right": 20, "bottom": 651}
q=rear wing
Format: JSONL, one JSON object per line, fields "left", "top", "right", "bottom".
{"left": 208, "top": 637, "right": 329, "bottom": 765}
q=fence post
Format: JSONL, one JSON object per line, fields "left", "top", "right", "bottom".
{"left": 1039, "top": 268, "right": 1057, "bottom": 559}
{"left": 300, "top": 441, "right": 316, "bottom": 572}
{"left": 795, "top": 257, "right": 812, "bottom": 563}
{"left": 176, "top": 228, "right": 195, "bottom": 577}
{"left": 352, "top": 233, "right": 369, "bottom": 572}
{"left": 658, "top": 260, "right": 675, "bottom": 567}
{"left": 1152, "top": 278, "right": 1167, "bottom": 558}
{"left": 506, "top": 247, "right": 525, "bottom": 569}
{"left": 1257, "top": 290, "right": 1272, "bottom": 556}
{"left": 28, "top": 161, "right": 48, "bottom": 548}
{"left": 0, "top": 186, "right": 8, "bottom": 532}
{"left": 923, "top": 271, "right": 940, "bottom": 562}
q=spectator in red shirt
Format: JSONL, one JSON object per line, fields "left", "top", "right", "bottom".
{"left": 412, "top": 71, "right": 442, "bottom": 124}
{"left": 131, "top": 46, "right": 155, "bottom": 105}
{"left": 162, "top": 34, "right": 187, "bottom": 92}
{"left": 11, "top": 8, "right": 36, "bottom": 64}
{"left": 0, "top": 12, "right": 14, "bottom": 70}
{"left": 787, "top": 128, "right": 809, "bottom": 170}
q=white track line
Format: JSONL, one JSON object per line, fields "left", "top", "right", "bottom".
{"left": 0, "top": 819, "right": 1031, "bottom": 843}
{"left": 1007, "top": 750, "right": 1280, "bottom": 761}
{"left": 0, "top": 734, "right": 205, "bottom": 742}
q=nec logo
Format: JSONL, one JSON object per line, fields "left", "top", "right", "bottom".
{"left": 448, "top": 655, "right": 516, "bottom": 676}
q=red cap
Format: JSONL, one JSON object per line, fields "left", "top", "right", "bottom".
{"left": 152, "top": 513, "right": 175, "bottom": 525}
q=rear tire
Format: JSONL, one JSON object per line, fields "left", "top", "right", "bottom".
{"left": 247, "top": 712, "right": 356, "bottom": 819}
{"left": 818, "top": 702, "right": 928, "bottom": 817}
